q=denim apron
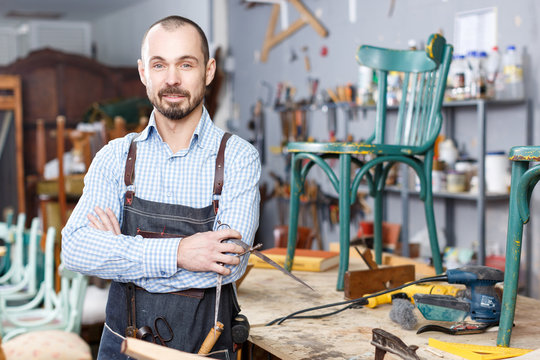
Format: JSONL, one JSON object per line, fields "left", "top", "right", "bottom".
{"left": 97, "top": 133, "right": 239, "bottom": 360}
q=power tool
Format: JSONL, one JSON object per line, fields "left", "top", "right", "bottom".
{"left": 413, "top": 265, "right": 504, "bottom": 334}
{"left": 364, "top": 283, "right": 461, "bottom": 308}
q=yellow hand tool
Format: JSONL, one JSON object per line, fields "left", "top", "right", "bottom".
{"left": 428, "top": 338, "right": 532, "bottom": 360}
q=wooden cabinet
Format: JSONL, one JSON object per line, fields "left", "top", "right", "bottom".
{"left": 0, "top": 48, "right": 147, "bottom": 217}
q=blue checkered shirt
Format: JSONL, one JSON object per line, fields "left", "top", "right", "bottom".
{"left": 62, "top": 108, "right": 261, "bottom": 292}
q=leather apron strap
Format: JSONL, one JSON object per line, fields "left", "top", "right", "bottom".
{"left": 213, "top": 132, "right": 232, "bottom": 214}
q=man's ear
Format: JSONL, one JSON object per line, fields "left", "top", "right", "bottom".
{"left": 137, "top": 59, "right": 147, "bottom": 87}
{"left": 205, "top": 58, "right": 216, "bottom": 86}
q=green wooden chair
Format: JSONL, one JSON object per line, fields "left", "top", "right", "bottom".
{"left": 0, "top": 210, "right": 14, "bottom": 276}
{"left": 285, "top": 34, "right": 453, "bottom": 290}
{"left": 0, "top": 217, "right": 42, "bottom": 302}
{"left": 1, "top": 226, "right": 56, "bottom": 316}
{"left": 497, "top": 146, "right": 540, "bottom": 347}
{"left": 1, "top": 254, "right": 89, "bottom": 342}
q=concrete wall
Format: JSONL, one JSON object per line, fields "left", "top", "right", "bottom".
{"left": 227, "top": 0, "right": 540, "bottom": 296}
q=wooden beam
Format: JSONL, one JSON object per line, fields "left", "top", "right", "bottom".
{"left": 290, "top": 0, "right": 328, "bottom": 37}
{"left": 260, "top": 0, "right": 328, "bottom": 62}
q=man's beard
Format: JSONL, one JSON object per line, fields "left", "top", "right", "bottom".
{"left": 150, "top": 84, "right": 204, "bottom": 120}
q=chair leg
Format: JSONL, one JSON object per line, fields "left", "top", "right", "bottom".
{"left": 373, "top": 191, "right": 383, "bottom": 266}
{"left": 337, "top": 154, "right": 351, "bottom": 291}
{"left": 423, "top": 187, "right": 443, "bottom": 274}
{"left": 497, "top": 161, "right": 528, "bottom": 347}
{"left": 286, "top": 154, "right": 302, "bottom": 271}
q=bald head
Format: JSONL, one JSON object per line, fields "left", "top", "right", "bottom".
{"left": 141, "top": 15, "right": 209, "bottom": 65}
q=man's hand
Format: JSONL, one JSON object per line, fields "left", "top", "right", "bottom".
{"left": 177, "top": 229, "right": 244, "bottom": 275}
{"left": 87, "top": 206, "right": 121, "bottom": 235}
{"left": 87, "top": 206, "right": 244, "bottom": 275}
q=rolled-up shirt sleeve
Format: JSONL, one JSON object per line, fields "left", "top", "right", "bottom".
{"left": 61, "top": 137, "right": 180, "bottom": 281}
{"left": 214, "top": 137, "right": 261, "bottom": 285}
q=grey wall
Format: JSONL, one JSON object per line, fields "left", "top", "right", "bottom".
{"left": 227, "top": 1, "right": 540, "bottom": 297}
{"left": 91, "top": 0, "right": 210, "bottom": 67}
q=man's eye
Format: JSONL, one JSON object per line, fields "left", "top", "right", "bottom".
{"left": 153, "top": 64, "right": 164, "bottom": 69}
{"left": 180, "top": 63, "right": 193, "bottom": 69}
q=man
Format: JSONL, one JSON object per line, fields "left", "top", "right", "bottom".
{"left": 62, "top": 15, "right": 260, "bottom": 359}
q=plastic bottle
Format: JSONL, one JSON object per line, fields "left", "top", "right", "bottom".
{"left": 469, "top": 51, "right": 487, "bottom": 98}
{"left": 445, "top": 55, "right": 458, "bottom": 101}
{"left": 465, "top": 51, "right": 480, "bottom": 99}
{"left": 485, "top": 46, "right": 501, "bottom": 99}
{"left": 502, "top": 45, "right": 524, "bottom": 99}
{"left": 450, "top": 55, "right": 467, "bottom": 101}
{"left": 357, "top": 65, "right": 374, "bottom": 105}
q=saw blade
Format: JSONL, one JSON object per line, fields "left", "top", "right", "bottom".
{"left": 252, "top": 250, "right": 314, "bottom": 290}
{"left": 228, "top": 239, "right": 314, "bottom": 291}
{"left": 214, "top": 274, "right": 222, "bottom": 337}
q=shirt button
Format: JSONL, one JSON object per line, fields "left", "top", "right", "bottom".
{"left": 169, "top": 157, "right": 174, "bottom": 162}
{"left": 161, "top": 271, "right": 166, "bottom": 276}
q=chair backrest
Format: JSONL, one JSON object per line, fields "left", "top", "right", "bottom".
{"left": 42, "top": 226, "right": 57, "bottom": 310}
{"left": 0, "top": 210, "right": 14, "bottom": 275}
{"left": 25, "top": 218, "right": 41, "bottom": 294}
{"left": 0, "top": 213, "right": 25, "bottom": 284}
{"left": 0, "top": 217, "right": 43, "bottom": 302}
{"left": 356, "top": 33, "right": 453, "bottom": 152}
{"left": 58, "top": 265, "right": 88, "bottom": 334}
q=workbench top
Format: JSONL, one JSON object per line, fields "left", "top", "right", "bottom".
{"left": 237, "top": 259, "right": 540, "bottom": 360}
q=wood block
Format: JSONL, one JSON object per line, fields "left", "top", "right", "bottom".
{"left": 344, "top": 264, "right": 415, "bottom": 299}
{"left": 122, "top": 337, "right": 215, "bottom": 359}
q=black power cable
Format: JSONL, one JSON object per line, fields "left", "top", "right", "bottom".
{"left": 266, "top": 274, "right": 448, "bottom": 326}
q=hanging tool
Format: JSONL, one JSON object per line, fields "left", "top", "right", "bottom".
{"left": 274, "top": 82, "right": 284, "bottom": 108}
{"left": 414, "top": 265, "right": 504, "bottom": 335}
{"left": 428, "top": 338, "right": 532, "bottom": 360}
{"left": 308, "top": 77, "right": 319, "bottom": 104}
{"left": 322, "top": 104, "right": 337, "bottom": 142}
{"left": 302, "top": 46, "right": 311, "bottom": 72}
{"left": 248, "top": 98, "right": 266, "bottom": 164}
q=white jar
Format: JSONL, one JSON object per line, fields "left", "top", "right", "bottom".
{"left": 439, "top": 139, "right": 459, "bottom": 167}
{"left": 485, "top": 151, "right": 509, "bottom": 193}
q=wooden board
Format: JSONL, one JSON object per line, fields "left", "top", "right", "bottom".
{"left": 344, "top": 264, "right": 415, "bottom": 299}
{"left": 121, "top": 338, "right": 216, "bottom": 360}
{"left": 237, "top": 257, "right": 540, "bottom": 360}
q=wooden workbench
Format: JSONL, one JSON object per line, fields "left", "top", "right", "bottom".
{"left": 237, "top": 258, "right": 540, "bottom": 359}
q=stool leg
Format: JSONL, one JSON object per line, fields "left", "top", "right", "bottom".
{"left": 337, "top": 154, "right": 351, "bottom": 291}
{"left": 497, "top": 161, "right": 528, "bottom": 347}
{"left": 286, "top": 154, "right": 302, "bottom": 271}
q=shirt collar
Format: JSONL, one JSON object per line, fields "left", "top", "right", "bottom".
{"left": 135, "top": 107, "right": 212, "bottom": 150}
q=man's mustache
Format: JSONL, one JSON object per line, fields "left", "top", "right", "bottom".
{"left": 159, "top": 87, "right": 190, "bottom": 98}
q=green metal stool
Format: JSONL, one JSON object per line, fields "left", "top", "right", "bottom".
{"left": 497, "top": 146, "right": 540, "bottom": 347}
{"left": 285, "top": 34, "right": 453, "bottom": 290}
